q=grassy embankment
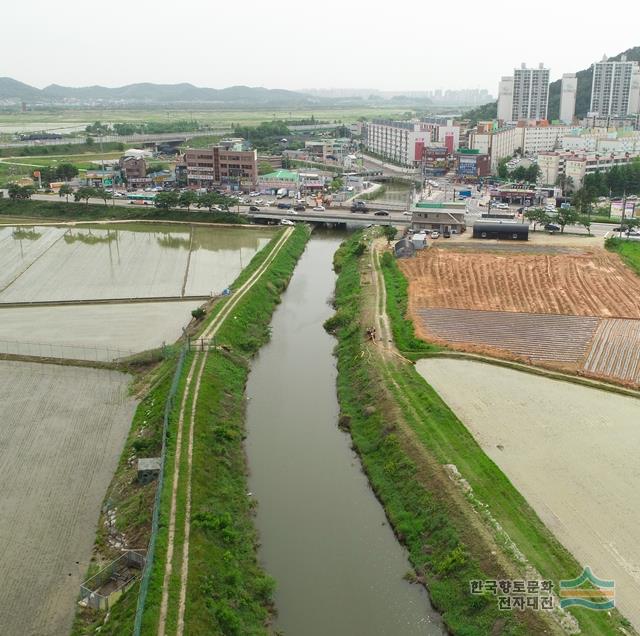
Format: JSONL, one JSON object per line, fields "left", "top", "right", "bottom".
{"left": 606, "top": 236, "right": 640, "bottom": 275}
{"left": 72, "top": 225, "right": 310, "bottom": 636}
{"left": 0, "top": 198, "right": 248, "bottom": 224}
{"left": 327, "top": 231, "right": 633, "bottom": 635}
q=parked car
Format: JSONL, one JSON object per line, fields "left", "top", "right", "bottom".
{"left": 612, "top": 226, "right": 630, "bottom": 232}
{"left": 430, "top": 230, "right": 440, "bottom": 239}
{"left": 313, "top": 205, "right": 325, "bottom": 211}
{"left": 443, "top": 230, "right": 451, "bottom": 238}
{"left": 402, "top": 210, "right": 412, "bottom": 216}
{"left": 249, "top": 206, "right": 260, "bottom": 212}
{"left": 277, "top": 203, "right": 292, "bottom": 209}
{"left": 280, "top": 218, "right": 294, "bottom": 226}
{"left": 494, "top": 202, "right": 509, "bottom": 210}
{"left": 544, "top": 223, "right": 560, "bottom": 232}
{"left": 374, "top": 210, "right": 389, "bottom": 216}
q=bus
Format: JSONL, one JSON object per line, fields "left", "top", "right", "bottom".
{"left": 127, "top": 192, "right": 156, "bottom": 205}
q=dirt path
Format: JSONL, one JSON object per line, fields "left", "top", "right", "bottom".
{"left": 156, "top": 227, "right": 294, "bottom": 636}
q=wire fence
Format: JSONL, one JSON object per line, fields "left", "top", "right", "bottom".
{"left": 133, "top": 344, "right": 187, "bottom": 635}
{"left": 0, "top": 339, "right": 135, "bottom": 363}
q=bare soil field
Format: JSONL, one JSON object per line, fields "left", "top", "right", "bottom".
{"left": 415, "top": 307, "right": 599, "bottom": 365}
{"left": 415, "top": 358, "right": 640, "bottom": 631}
{"left": 0, "top": 361, "right": 136, "bottom": 636}
{"left": 400, "top": 247, "right": 640, "bottom": 318}
{"left": 583, "top": 318, "right": 640, "bottom": 384}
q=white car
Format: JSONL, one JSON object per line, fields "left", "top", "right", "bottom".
{"left": 255, "top": 199, "right": 264, "bottom": 205}
{"left": 494, "top": 202, "right": 510, "bottom": 210}
{"left": 280, "top": 219, "right": 294, "bottom": 226}
{"left": 313, "top": 205, "right": 325, "bottom": 211}
{"left": 403, "top": 210, "right": 412, "bottom": 216}
{"left": 430, "top": 230, "right": 440, "bottom": 239}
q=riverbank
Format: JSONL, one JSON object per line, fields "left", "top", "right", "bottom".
{"left": 327, "top": 230, "right": 633, "bottom": 635}
{"left": 0, "top": 198, "right": 247, "bottom": 224}
{"left": 71, "top": 225, "right": 310, "bottom": 635}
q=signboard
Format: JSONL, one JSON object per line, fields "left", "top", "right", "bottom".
{"left": 457, "top": 157, "right": 477, "bottom": 176}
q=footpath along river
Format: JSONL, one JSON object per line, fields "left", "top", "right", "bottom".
{"left": 245, "top": 232, "right": 444, "bottom": 635}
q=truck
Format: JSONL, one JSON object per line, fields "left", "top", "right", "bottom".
{"left": 458, "top": 189, "right": 472, "bottom": 199}
{"left": 350, "top": 200, "right": 369, "bottom": 213}
{"left": 276, "top": 188, "right": 287, "bottom": 199}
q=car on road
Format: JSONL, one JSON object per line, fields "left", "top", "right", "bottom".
{"left": 277, "top": 203, "right": 292, "bottom": 209}
{"left": 494, "top": 202, "right": 509, "bottom": 210}
{"left": 544, "top": 223, "right": 560, "bottom": 232}
{"left": 294, "top": 204, "right": 306, "bottom": 211}
{"left": 612, "top": 226, "right": 630, "bottom": 232}
{"left": 255, "top": 198, "right": 264, "bottom": 205}
{"left": 430, "top": 230, "right": 440, "bottom": 239}
{"left": 313, "top": 205, "right": 325, "bottom": 211}
{"left": 402, "top": 210, "right": 412, "bottom": 216}
{"left": 249, "top": 206, "right": 260, "bottom": 212}
{"left": 280, "top": 219, "right": 294, "bottom": 226}
{"left": 374, "top": 210, "right": 389, "bottom": 216}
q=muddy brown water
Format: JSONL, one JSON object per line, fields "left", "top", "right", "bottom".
{"left": 245, "top": 232, "right": 444, "bottom": 635}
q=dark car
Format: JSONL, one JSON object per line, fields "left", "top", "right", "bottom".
{"left": 443, "top": 230, "right": 451, "bottom": 238}
{"left": 374, "top": 210, "right": 389, "bottom": 216}
{"left": 612, "top": 226, "right": 629, "bottom": 232}
{"left": 277, "top": 203, "right": 291, "bottom": 210}
{"left": 249, "top": 205, "right": 260, "bottom": 212}
{"left": 544, "top": 223, "right": 560, "bottom": 232}
{"left": 294, "top": 204, "right": 306, "bottom": 211}
{"left": 351, "top": 205, "right": 369, "bottom": 213}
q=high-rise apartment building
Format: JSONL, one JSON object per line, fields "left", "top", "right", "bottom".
{"left": 559, "top": 74, "right": 577, "bottom": 124}
{"left": 590, "top": 54, "right": 640, "bottom": 117}
{"left": 497, "top": 64, "right": 549, "bottom": 122}
{"left": 512, "top": 63, "right": 550, "bottom": 121}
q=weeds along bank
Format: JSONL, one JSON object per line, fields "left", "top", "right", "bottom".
{"left": 327, "top": 231, "right": 632, "bottom": 635}
{"left": 72, "top": 225, "right": 310, "bottom": 636}
{"left": 0, "top": 198, "right": 248, "bottom": 224}
{"left": 606, "top": 236, "right": 640, "bottom": 276}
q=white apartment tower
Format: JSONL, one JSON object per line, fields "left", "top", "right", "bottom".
{"left": 512, "top": 63, "right": 550, "bottom": 121}
{"left": 559, "top": 73, "right": 577, "bottom": 124}
{"left": 590, "top": 54, "right": 640, "bottom": 117}
{"left": 497, "top": 76, "right": 514, "bottom": 122}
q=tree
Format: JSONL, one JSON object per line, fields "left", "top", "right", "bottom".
{"left": 382, "top": 225, "right": 397, "bottom": 244}
{"left": 330, "top": 177, "right": 344, "bottom": 192}
{"left": 497, "top": 158, "right": 510, "bottom": 180}
{"left": 95, "top": 187, "right": 112, "bottom": 206}
{"left": 58, "top": 183, "right": 73, "bottom": 203}
{"left": 154, "top": 191, "right": 179, "bottom": 210}
{"left": 179, "top": 190, "right": 198, "bottom": 211}
{"left": 197, "top": 192, "right": 222, "bottom": 211}
{"left": 524, "top": 207, "right": 550, "bottom": 231}
{"left": 258, "top": 161, "right": 274, "bottom": 175}
{"left": 85, "top": 136, "right": 95, "bottom": 147}
{"left": 578, "top": 214, "right": 592, "bottom": 235}
{"left": 556, "top": 207, "right": 579, "bottom": 233}
{"left": 8, "top": 184, "right": 33, "bottom": 200}
{"left": 57, "top": 163, "right": 79, "bottom": 182}
{"left": 74, "top": 186, "right": 97, "bottom": 206}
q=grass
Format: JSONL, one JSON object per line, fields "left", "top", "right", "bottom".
{"left": 140, "top": 225, "right": 311, "bottom": 635}
{"left": 0, "top": 141, "right": 126, "bottom": 158}
{"left": 606, "top": 236, "right": 640, "bottom": 275}
{"left": 0, "top": 198, "right": 249, "bottom": 224}
{"left": 328, "top": 231, "right": 633, "bottom": 635}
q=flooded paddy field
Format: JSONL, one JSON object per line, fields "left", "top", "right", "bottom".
{"left": 0, "top": 223, "right": 273, "bottom": 360}
{"left": 0, "top": 300, "right": 197, "bottom": 360}
{"left": 0, "top": 223, "right": 272, "bottom": 302}
{"left": 0, "top": 360, "right": 136, "bottom": 636}
{"left": 416, "top": 357, "right": 640, "bottom": 630}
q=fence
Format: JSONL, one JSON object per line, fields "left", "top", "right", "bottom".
{"left": 133, "top": 344, "right": 187, "bottom": 635}
{"left": 0, "top": 339, "right": 181, "bottom": 365}
{"left": 80, "top": 550, "right": 146, "bottom": 612}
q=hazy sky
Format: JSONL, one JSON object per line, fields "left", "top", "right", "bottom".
{"left": 4, "top": 0, "right": 639, "bottom": 93}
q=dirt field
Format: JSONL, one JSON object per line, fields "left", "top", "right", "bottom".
{"left": 583, "top": 318, "right": 640, "bottom": 384}
{"left": 0, "top": 361, "right": 136, "bottom": 636}
{"left": 400, "top": 247, "right": 640, "bottom": 318}
{"left": 415, "top": 307, "right": 599, "bottom": 364}
{"left": 416, "top": 358, "right": 640, "bottom": 631}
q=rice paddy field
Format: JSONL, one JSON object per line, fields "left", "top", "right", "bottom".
{"left": 0, "top": 222, "right": 274, "bottom": 360}
{"left": 0, "top": 360, "right": 137, "bottom": 636}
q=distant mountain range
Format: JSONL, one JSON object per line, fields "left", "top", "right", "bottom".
{"left": 0, "top": 78, "right": 323, "bottom": 107}
{"left": 464, "top": 45, "right": 640, "bottom": 123}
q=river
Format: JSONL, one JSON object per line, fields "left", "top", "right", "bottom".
{"left": 245, "top": 232, "right": 444, "bottom": 635}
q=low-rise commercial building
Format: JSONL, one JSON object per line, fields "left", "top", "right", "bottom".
{"left": 454, "top": 149, "right": 491, "bottom": 179}
{"left": 257, "top": 169, "right": 299, "bottom": 194}
{"left": 468, "top": 122, "right": 524, "bottom": 172}
{"left": 119, "top": 156, "right": 147, "bottom": 183}
{"left": 411, "top": 201, "right": 467, "bottom": 233}
{"left": 184, "top": 146, "right": 258, "bottom": 190}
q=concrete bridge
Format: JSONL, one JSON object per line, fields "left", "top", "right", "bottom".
{"left": 244, "top": 207, "right": 411, "bottom": 227}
